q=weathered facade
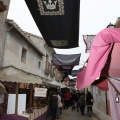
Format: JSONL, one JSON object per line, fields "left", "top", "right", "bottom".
{"left": 0, "top": 0, "right": 10, "bottom": 67}
{"left": 0, "top": 1, "right": 63, "bottom": 83}
{"left": 0, "top": 19, "right": 59, "bottom": 83}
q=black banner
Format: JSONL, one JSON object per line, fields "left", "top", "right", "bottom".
{"left": 25, "top": 0, "right": 80, "bottom": 48}
{"left": 52, "top": 54, "right": 81, "bottom": 66}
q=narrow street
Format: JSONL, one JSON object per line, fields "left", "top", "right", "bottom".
{"left": 48, "top": 106, "right": 97, "bottom": 120}
{"left": 0, "top": 1, "right": 120, "bottom": 120}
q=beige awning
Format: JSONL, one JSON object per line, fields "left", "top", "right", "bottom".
{"left": 43, "top": 80, "right": 67, "bottom": 88}
{"left": 50, "top": 81, "right": 67, "bottom": 88}
{"left": 0, "top": 72, "right": 42, "bottom": 84}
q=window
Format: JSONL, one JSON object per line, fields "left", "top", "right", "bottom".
{"left": 21, "top": 47, "right": 27, "bottom": 63}
{"left": 38, "top": 61, "right": 41, "bottom": 69}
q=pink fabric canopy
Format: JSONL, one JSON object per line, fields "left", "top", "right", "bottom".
{"left": 92, "top": 77, "right": 108, "bottom": 91}
{"left": 77, "top": 28, "right": 120, "bottom": 90}
{"left": 101, "top": 43, "right": 120, "bottom": 77}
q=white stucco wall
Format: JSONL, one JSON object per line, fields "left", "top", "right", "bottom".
{"left": 3, "top": 27, "right": 56, "bottom": 81}
{"left": 0, "top": 0, "right": 11, "bottom": 66}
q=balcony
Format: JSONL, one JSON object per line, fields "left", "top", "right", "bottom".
{"left": 50, "top": 66, "right": 55, "bottom": 77}
{"left": 44, "top": 61, "right": 50, "bottom": 75}
{"left": 44, "top": 61, "right": 55, "bottom": 77}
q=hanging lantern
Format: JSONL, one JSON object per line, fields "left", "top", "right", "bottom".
{"left": 0, "top": 1, "right": 7, "bottom": 12}
{"left": 115, "top": 93, "right": 119, "bottom": 103}
{"left": 107, "top": 23, "right": 115, "bottom": 28}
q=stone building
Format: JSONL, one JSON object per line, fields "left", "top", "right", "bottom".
{"left": 0, "top": 0, "right": 64, "bottom": 84}
{"left": 0, "top": 0, "right": 64, "bottom": 114}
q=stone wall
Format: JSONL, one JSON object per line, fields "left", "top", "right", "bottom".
{"left": 0, "top": 0, "right": 10, "bottom": 67}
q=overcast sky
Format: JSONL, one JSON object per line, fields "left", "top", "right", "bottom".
{"left": 7, "top": 0, "right": 120, "bottom": 70}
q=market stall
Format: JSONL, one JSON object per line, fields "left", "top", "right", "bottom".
{"left": 0, "top": 66, "right": 51, "bottom": 120}
{"left": 0, "top": 81, "right": 49, "bottom": 120}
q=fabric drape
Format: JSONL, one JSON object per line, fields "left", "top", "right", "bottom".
{"left": 77, "top": 28, "right": 120, "bottom": 90}
{"left": 25, "top": 0, "right": 80, "bottom": 48}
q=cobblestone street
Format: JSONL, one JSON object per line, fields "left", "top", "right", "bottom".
{"left": 48, "top": 107, "right": 97, "bottom": 120}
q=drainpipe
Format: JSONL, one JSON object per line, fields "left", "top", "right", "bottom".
{"left": 1, "top": 26, "right": 13, "bottom": 67}
{"left": 105, "top": 91, "right": 108, "bottom": 114}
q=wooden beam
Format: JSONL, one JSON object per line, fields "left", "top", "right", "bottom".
{"left": 29, "top": 84, "right": 33, "bottom": 107}
{"left": 15, "top": 83, "right": 19, "bottom": 114}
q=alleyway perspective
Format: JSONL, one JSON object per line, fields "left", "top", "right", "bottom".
{"left": 48, "top": 106, "right": 97, "bottom": 120}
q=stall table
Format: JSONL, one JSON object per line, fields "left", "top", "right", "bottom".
{"left": 1, "top": 106, "right": 48, "bottom": 120}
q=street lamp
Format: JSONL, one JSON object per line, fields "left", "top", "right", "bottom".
{"left": 107, "top": 23, "right": 115, "bottom": 28}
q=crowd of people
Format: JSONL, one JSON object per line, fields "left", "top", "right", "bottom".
{"left": 65, "top": 90, "right": 94, "bottom": 116}
{"left": 48, "top": 89, "right": 94, "bottom": 120}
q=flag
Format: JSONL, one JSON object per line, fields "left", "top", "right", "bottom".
{"left": 52, "top": 54, "right": 81, "bottom": 66}
{"left": 83, "top": 35, "right": 95, "bottom": 53}
{"left": 25, "top": 0, "right": 80, "bottom": 48}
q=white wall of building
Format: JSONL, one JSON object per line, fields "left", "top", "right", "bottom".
{"left": 2, "top": 23, "right": 56, "bottom": 81}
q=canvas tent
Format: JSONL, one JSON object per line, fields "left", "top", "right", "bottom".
{"left": 43, "top": 80, "right": 67, "bottom": 88}
{"left": 52, "top": 53, "right": 81, "bottom": 81}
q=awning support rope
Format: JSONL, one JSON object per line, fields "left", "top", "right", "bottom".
{"left": 107, "top": 77, "right": 120, "bottom": 95}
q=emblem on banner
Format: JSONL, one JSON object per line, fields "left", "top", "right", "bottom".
{"left": 43, "top": 0, "right": 57, "bottom": 10}
{"left": 50, "top": 40, "right": 68, "bottom": 47}
{"left": 37, "top": 0, "right": 64, "bottom": 15}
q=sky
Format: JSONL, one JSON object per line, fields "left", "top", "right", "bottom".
{"left": 7, "top": 0, "right": 120, "bottom": 71}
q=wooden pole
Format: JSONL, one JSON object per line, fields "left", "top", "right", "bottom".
{"left": 15, "top": 83, "right": 19, "bottom": 114}
{"left": 29, "top": 84, "right": 33, "bottom": 107}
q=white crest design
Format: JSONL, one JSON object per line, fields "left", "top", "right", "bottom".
{"left": 37, "top": 0, "right": 64, "bottom": 15}
{"left": 43, "top": 0, "right": 57, "bottom": 10}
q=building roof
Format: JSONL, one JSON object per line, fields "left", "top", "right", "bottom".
{"left": 25, "top": 31, "right": 56, "bottom": 54}
{"left": 6, "top": 19, "right": 45, "bottom": 56}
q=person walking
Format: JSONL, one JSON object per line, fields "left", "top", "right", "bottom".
{"left": 71, "top": 92, "right": 76, "bottom": 111}
{"left": 70, "top": 91, "right": 81, "bottom": 112}
{"left": 57, "top": 90, "right": 63, "bottom": 115}
{"left": 49, "top": 90, "right": 58, "bottom": 120}
{"left": 86, "top": 91, "right": 94, "bottom": 116}
{"left": 64, "top": 90, "right": 70, "bottom": 109}
{"left": 56, "top": 91, "right": 62, "bottom": 119}
{"left": 75, "top": 92, "right": 80, "bottom": 112}
{"left": 79, "top": 92, "right": 86, "bottom": 115}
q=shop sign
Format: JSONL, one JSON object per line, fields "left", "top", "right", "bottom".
{"left": 34, "top": 88, "right": 47, "bottom": 97}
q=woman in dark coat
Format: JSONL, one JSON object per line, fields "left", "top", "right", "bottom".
{"left": 79, "top": 92, "right": 86, "bottom": 115}
{"left": 86, "top": 91, "right": 94, "bottom": 116}
{"left": 49, "top": 91, "right": 58, "bottom": 120}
